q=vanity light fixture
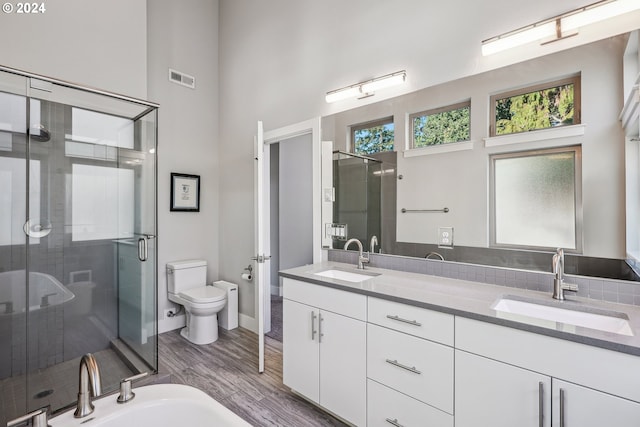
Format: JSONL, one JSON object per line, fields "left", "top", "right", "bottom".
{"left": 481, "top": 0, "right": 640, "bottom": 56}
{"left": 325, "top": 70, "right": 406, "bottom": 103}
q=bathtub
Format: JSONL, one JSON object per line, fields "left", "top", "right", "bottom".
{"left": 49, "top": 384, "right": 252, "bottom": 427}
{"left": 0, "top": 270, "right": 74, "bottom": 315}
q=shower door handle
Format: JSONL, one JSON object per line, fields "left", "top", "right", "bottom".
{"left": 137, "top": 234, "right": 155, "bottom": 262}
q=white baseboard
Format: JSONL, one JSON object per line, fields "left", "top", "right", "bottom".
{"left": 158, "top": 313, "right": 186, "bottom": 334}
{"left": 239, "top": 313, "right": 258, "bottom": 333}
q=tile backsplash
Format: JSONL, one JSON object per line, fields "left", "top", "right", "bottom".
{"left": 328, "top": 249, "right": 640, "bottom": 307}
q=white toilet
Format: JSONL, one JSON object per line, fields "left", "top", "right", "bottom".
{"left": 166, "top": 260, "right": 227, "bottom": 345}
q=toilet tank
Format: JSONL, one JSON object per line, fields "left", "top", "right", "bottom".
{"left": 167, "top": 260, "right": 207, "bottom": 293}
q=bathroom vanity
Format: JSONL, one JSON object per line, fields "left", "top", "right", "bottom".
{"left": 280, "top": 262, "right": 640, "bottom": 427}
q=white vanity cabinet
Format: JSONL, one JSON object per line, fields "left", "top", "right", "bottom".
{"left": 455, "top": 317, "right": 640, "bottom": 427}
{"left": 366, "top": 297, "right": 454, "bottom": 427}
{"left": 282, "top": 272, "right": 640, "bottom": 427}
{"left": 282, "top": 278, "right": 367, "bottom": 426}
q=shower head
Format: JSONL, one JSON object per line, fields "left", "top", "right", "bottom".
{"left": 30, "top": 124, "right": 51, "bottom": 142}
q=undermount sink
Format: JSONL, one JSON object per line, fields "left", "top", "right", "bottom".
{"left": 314, "top": 268, "right": 380, "bottom": 283}
{"left": 492, "top": 295, "right": 633, "bottom": 336}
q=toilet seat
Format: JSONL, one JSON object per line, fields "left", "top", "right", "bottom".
{"left": 179, "top": 286, "right": 226, "bottom": 304}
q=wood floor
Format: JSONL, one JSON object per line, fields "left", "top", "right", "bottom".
{"left": 158, "top": 327, "right": 348, "bottom": 427}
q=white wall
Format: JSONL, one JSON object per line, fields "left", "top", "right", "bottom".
{"left": 218, "top": 1, "right": 640, "bottom": 322}
{"left": 279, "top": 134, "right": 313, "bottom": 273}
{"left": 147, "top": 0, "right": 219, "bottom": 333}
{"left": 0, "top": 0, "right": 147, "bottom": 99}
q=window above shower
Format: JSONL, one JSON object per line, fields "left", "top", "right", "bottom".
{"left": 65, "top": 107, "right": 134, "bottom": 161}
{"left": 351, "top": 116, "right": 394, "bottom": 155}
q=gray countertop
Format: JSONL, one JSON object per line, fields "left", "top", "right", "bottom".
{"left": 280, "top": 261, "right": 640, "bottom": 356}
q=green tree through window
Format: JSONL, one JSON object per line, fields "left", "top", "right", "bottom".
{"left": 353, "top": 119, "right": 394, "bottom": 155}
{"left": 492, "top": 77, "right": 579, "bottom": 136}
{"left": 412, "top": 103, "right": 470, "bottom": 147}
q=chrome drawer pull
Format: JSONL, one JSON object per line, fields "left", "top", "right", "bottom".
{"left": 538, "top": 382, "right": 544, "bottom": 427}
{"left": 311, "top": 311, "right": 317, "bottom": 341}
{"left": 385, "top": 359, "right": 422, "bottom": 374}
{"left": 385, "top": 418, "right": 405, "bottom": 427}
{"left": 386, "top": 315, "right": 422, "bottom": 327}
{"left": 559, "top": 388, "right": 566, "bottom": 427}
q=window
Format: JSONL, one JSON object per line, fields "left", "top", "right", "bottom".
{"left": 490, "top": 76, "right": 580, "bottom": 137}
{"left": 72, "top": 164, "right": 134, "bottom": 242}
{"left": 490, "top": 146, "right": 582, "bottom": 251}
{"left": 351, "top": 117, "right": 394, "bottom": 155}
{"left": 410, "top": 101, "right": 470, "bottom": 148}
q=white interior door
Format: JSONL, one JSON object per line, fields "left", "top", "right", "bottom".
{"left": 255, "top": 118, "right": 322, "bottom": 373}
{"left": 254, "top": 121, "right": 268, "bottom": 373}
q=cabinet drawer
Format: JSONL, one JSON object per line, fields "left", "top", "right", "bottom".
{"left": 283, "top": 278, "right": 366, "bottom": 320}
{"left": 368, "top": 297, "right": 454, "bottom": 345}
{"left": 368, "top": 379, "right": 453, "bottom": 427}
{"left": 367, "top": 323, "right": 453, "bottom": 414}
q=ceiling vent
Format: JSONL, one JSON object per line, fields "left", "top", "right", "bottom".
{"left": 168, "top": 68, "right": 195, "bottom": 89}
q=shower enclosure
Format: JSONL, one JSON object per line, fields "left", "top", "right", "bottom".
{"left": 332, "top": 151, "right": 383, "bottom": 250}
{"left": 0, "top": 66, "right": 158, "bottom": 424}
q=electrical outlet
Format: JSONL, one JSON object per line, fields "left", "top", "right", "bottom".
{"left": 438, "top": 227, "right": 454, "bottom": 248}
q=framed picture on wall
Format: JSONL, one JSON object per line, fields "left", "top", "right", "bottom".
{"left": 170, "top": 173, "right": 200, "bottom": 212}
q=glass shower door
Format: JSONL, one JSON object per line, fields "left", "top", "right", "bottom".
{"left": 116, "top": 107, "right": 157, "bottom": 368}
{"left": 0, "top": 70, "right": 29, "bottom": 425}
{"left": 23, "top": 81, "right": 157, "bottom": 416}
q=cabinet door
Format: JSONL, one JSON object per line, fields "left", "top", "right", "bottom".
{"left": 319, "top": 310, "right": 366, "bottom": 427}
{"left": 455, "top": 350, "right": 551, "bottom": 427}
{"left": 552, "top": 379, "right": 640, "bottom": 427}
{"left": 283, "top": 299, "right": 319, "bottom": 403}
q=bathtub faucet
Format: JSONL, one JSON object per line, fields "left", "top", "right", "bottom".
{"left": 40, "top": 292, "right": 56, "bottom": 308}
{"left": 74, "top": 353, "right": 102, "bottom": 418}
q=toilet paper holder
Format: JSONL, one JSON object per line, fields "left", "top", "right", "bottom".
{"left": 242, "top": 265, "right": 253, "bottom": 281}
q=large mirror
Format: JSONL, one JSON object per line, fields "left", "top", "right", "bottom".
{"left": 321, "top": 31, "right": 640, "bottom": 281}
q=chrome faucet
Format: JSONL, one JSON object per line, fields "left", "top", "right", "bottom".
{"left": 7, "top": 407, "right": 50, "bottom": 427}
{"left": 117, "top": 372, "right": 149, "bottom": 403}
{"left": 74, "top": 353, "right": 102, "bottom": 418}
{"left": 552, "top": 248, "right": 578, "bottom": 300}
{"left": 344, "top": 238, "right": 369, "bottom": 269}
{"left": 369, "top": 235, "right": 378, "bottom": 254}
